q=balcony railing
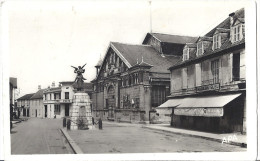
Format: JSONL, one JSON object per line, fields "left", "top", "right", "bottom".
{"left": 59, "top": 99, "right": 73, "bottom": 104}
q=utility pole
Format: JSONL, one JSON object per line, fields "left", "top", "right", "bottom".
{"left": 149, "top": 1, "right": 152, "bottom": 33}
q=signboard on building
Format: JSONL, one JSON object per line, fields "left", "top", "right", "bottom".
{"left": 174, "top": 107, "right": 223, "bottom": 117}
{"left": 196, "top": 83, "right": 220, "bottom": 92}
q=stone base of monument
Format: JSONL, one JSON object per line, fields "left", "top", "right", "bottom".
{"left": 70, "top": 92, "right": 94, "bottom": 130}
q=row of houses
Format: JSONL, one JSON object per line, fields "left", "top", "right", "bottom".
{"left": 17, "top": 82, "right": 92, "bottom": 119}
{"left": 91, "top": 8, "right": 246, "bottom": 133}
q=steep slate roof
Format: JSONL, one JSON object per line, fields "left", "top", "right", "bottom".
{"left": 151, "top": 33, "right": 198, "bottom": 44}
{"left": 111, "top": 42, "right": 177, "bottom": 73}
{"left": 30, "top": 89, "right": 46, "bottom": 99}
{"left": 205, "top": 8, "right": 244, "bottom": 37}
{"left": 17, "top": 93, "right": 35, "bottom": 100}
{"left": 169, "top": 8, "right": 245, "bottom": 70}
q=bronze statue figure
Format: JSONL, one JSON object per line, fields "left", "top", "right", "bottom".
{"left": 71, "top": 63, "right": 87, "bottom": 91}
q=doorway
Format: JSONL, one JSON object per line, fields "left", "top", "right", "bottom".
{"left": 35, "top": 109, "right": 37, "bottom": 117}
{"left": 65, "top": 104, "right": 69, "bottom": 116}
{"left": 44, "top": 105, "right": 47, "bottom": 118}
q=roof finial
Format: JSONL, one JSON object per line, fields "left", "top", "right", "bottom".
{"left": 141, "top": 56, "right": 144, "bottom": 62}
{"left": 136, "top": 58, "right": 139, "bottom": 64}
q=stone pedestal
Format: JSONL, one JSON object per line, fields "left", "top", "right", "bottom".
{"left": 70, "top": 92, "right": 94, "bottom": 130}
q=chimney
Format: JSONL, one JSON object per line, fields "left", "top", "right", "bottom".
{"left": 229, "top": 12, "right": 235, "bottom": 26}
{"left": 38, "top": 85, "right": 41, "bottom": 90}
{"left": 52, "top": 81, "right": 55, "bottom": 88}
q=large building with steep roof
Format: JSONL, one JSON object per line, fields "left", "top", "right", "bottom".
{"left": 91, "top": 33, "right": 197, "bottom": 123}
{"left": 158, "top": 8, "right": 246, "bottom": 133}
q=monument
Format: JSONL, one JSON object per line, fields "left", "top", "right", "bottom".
{"left": 70, "top": 64, "right": 93, "bottom": 130}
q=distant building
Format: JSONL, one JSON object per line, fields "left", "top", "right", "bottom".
{"left": 158, "top": 8, "right": 246, "bottom": 133}
{"left": 43, "top": 82, "right": 92, "bottom": 119}
{"left": 9, "top": 77, "right": 17, "bottom": 120}
{"left": 91, "top": 33, "right": 198, "bottom": 123}
{"left": 17, "top": 93, "right": 34, "bottom": 117}
{"left": 30, "top": 89, "right": 45, "bottom": 118}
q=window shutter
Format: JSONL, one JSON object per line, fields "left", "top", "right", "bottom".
{"left": 240, "top": 50, "right": 246, "bottom": 79}
{"left": 218, "top": 35, "right": 221, "bottom": 48}
{"left": 182, "top": 68, "right": 187, "bottom": 89}
{"left": 230, "top": 27, "right": 234, "bottom": 43}
{"left": 195, "top": 64, "right": 202, "bottom": 86}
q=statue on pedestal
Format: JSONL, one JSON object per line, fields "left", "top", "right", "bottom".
{"left": 71, "top": 63, "right": 87, "bottom": 91}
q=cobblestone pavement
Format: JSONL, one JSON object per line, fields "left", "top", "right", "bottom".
{"left": 68, "top": 123, "right": 246, "bottom": 153}
{"left": 11, "top": 118, "right": 73, "bottom": 154}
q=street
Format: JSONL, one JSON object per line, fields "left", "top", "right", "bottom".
{"left": 11, "top": 118, "right": 246, "bottom": 154}
{"left": 11, "top": 118, "right": 73, "bottom": 154}
{"left": 68, "top": 122, "right": 246, "bottom": 153}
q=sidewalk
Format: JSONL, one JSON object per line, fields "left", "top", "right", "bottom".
{"left": 101, "top": 121, "right": 246, "bottom": 147}
{"left": 144, "top": 124, "right": 247, "bottom": 147}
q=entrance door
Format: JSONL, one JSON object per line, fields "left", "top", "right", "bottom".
{"left": 107, "top": 85, "right": 115, "bottom": 119}
{"left": 65, "top": 104, "right": 69, "bottom": 116}
{"left": 23, "top": 108, "right": 26, "bottom": 116}
{"left": 35, "top": 109, "right": 37, "bottom": 117}
{"left": 27, "top": 109, "right": 29, "bottom": 117}
{"left": 44, "top": 105, "right": 47, "bottom": 118}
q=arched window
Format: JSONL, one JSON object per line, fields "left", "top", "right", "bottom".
{"left": 129, "top": 75, "right": 132, "bottom": 85}
{"left": 139, "top": 72, "right": 143, "bottom": 83}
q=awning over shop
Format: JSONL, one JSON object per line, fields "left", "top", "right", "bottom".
{"left": 174, "top": 93, "right": 242, "bottom": 117}
{"left": 176, "top": 93, "right": 242, "bottom": 108}
{"left": 158, "top": 98, "right": 183, "bottom": 108}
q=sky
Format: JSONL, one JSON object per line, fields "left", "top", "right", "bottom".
{"left": 8, "top": 0, "right": 247, "bottom": 97}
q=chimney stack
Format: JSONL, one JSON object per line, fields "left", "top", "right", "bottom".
{"left": 52, "top": 81, "right": 55, "bottom": 88}
{"left": 38, "top": 85, "right": 41, "bottom": 90}
{"left": 229, "top": 12, "right": 235, "bottom": 26}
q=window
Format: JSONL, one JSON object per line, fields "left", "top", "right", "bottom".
{"left": 211, "top": 59, "right": 219, "bottom": 84}
{"left": 151, "top": 86, "right": 166, "bottom": 107}
{"left": 213, "top": 34, "right": 221, "bottom": 50}
{"left": 54, "top": 105, "right": 60, "bottom": 115}
{"left": 183, "top": 47, "right": 189, "bottom": 61}
{"left": 54, "top": 93, "right": 56, "bottom": 100}
{"left": 197, "top": 41, "right": 204, "bottom": 56}
{"left": 65, "top": 92, "right": 69, "bottom": 99}
{"left": 232, "top": 24, "right": 244, "bottom": 42}
{"left": 50, "top": 94, "right": 52, "bottom": 100}
{"left": 135, "top": 98, "right": 140, "bottom": 108}
{"left": 232, "top": 53, "right": 240, "bottom": 81}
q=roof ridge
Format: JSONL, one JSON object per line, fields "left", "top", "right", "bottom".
{"left": 111, "top": 41, "right": 151, "bottom": 47}
{"left": 151, "top": 32, "right": 199, "bottom": 38}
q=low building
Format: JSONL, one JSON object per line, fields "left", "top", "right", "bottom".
{"left": 158, "top": 8, "right": 246, "bottom": 133}
{"left": 17, "top": 93, "right": 34, "bottom": 117}
{"left": 30, "top": 88, "right": 45, "bottom": 118}
{"left": 43, "top": 82, "right": 92, "bottom": 119}
{"left": 91, "top": 33, "right": 198, "bottom": 123}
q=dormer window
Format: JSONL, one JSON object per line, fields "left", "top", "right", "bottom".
{"left": 213, "top": 34, "right": 221, "bottom": 50}
{"left": 183, "top": 47, "right": 189, "bottom": 61}
{"left": 197, "top": 41, "right": 204, "bottom": 56}
{"left": 231, "top": 24, "right": 244, "bottom": 43}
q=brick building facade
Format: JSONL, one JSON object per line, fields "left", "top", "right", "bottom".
{"left": 91, "top": 33, "right": 197, "bottom": 123}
